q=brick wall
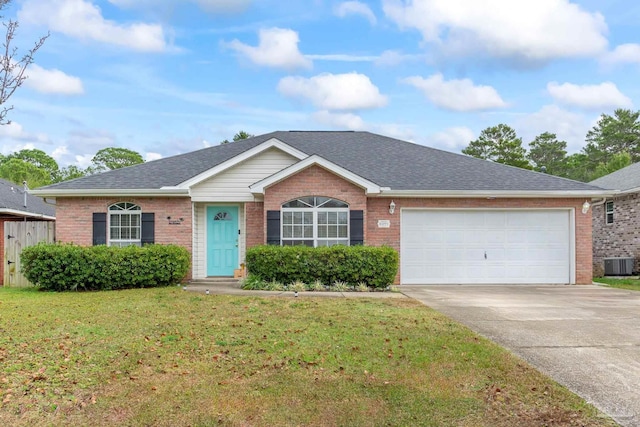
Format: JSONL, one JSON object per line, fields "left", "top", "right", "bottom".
{"left": 253, "top": 166, "right": 593, "bottom": 285}
{"left": 263, "top": 165, "right": 368, "bottom": 241}
{"left": 592, "top": 194, "right": 640, "bottom": 276}
{"left": 367, "top": 197, "right": 592, "bottom": 285}
{"left": 55, "top": 197, "right": 193, "bottom": 278}
{"left": 245, "top": 201, "right": 264, "bottom": 249}
{"left": 1, "top": 220, "right": 4, "bottom": 283}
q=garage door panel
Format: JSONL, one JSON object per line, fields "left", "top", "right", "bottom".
{"left": 401, "top": 210, "right": 571, "bottom": 285}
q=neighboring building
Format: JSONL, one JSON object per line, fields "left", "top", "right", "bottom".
{"left": 32, "top": 131, "right": 607, "bottom": 285}
{"left": 590, "top": 163, "right": 640, "bottom": 276}
{"left": 0, "top": 178, "right": 56, "bottom": 282}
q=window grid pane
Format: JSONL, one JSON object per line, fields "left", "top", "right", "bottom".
{"left": 281, "top": 197, "right": 349, "bottom": 247}
{"left": 109, "top": 207, "right": 142, "bottom": 246}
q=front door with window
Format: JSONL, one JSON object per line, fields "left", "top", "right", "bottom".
{"left": 206, "top": 206, "right": 238, "bottom": 276}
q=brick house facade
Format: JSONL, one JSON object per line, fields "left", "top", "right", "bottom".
{"left": 33, "top": 131, "right": 607, "bottom": 286}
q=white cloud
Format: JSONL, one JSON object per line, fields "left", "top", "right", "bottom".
{"left": 145, "top": 152, "right": 163, "bottom": 162}
{"left": 516, "top": 105, "right": 592, "bottom": 153}
{"left": 224, "top": 28, "right": 312, "bottom": 70}
{"left": 109, "top": 0, "right": 252, "bottom": 14}
{"left": 74, "top": 154, "right": 94, "bottom": 168}
{"left": 25, "top": 64, "right": 84, "bottom": 95}
{"left": 312, "top": 110, "right": 366, "bottom": 129}
{"left": 311, "top": 111, "right": 416, "bottom": 142}
{"left": 547, "top": 81, "right": 632, "bottom": 109}
{"left": 428, "top": 126, "right": 475, "bottom": 152}
{"left": 402, "top": 73, "right": 507, "bottom": 112}
{"left": 278, "top": 72, "right": 387, "bottom": 110}
{"left": 383, "top": 0, "right": 608, "bottom": 63}
{"left": 601, "top": 43, "right": 640, "bottom": 66}
{"left": 51, "top": 145, "right": 69, "bottom": 161}
{"left": 0, "top": 121, "right": 27, "bottom": 139}
{"left": 374, "top": 50, "right": 422, "bottom": 66}
{"left": 19, "top": 0, "right": 168, "bottom": 52}
{"left": 306, "top": 54, "right": 379, "bottom": 62}
{"left": 334, "top": 1, "right": 377, "bottom": 25}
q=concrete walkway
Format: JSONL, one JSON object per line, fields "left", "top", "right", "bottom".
{"left": 401, "top": 284, "right": 640, "bottom": 427}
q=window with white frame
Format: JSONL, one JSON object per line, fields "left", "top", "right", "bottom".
{"left": 605, "top": 201, "right": 614, "bottom": 224}
{"left": 281, "top": 196, "right": 349, "bottom": 247}
{"left": 109, "top": 202, "right": 142, "bottom": 246}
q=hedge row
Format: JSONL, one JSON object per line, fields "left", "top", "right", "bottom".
{"left": 20, "top": 243, "right": 190, "bottom": 291}
{"left": 245, "top": 245, "right": 398, "bottom": 289}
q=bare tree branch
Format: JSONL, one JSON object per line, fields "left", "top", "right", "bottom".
{"left": 0, "top": 0, "right": 49, "bottom": 125}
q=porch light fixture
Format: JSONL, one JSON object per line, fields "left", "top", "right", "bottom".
{"left": 389, "top": 200, "right": 396, "bottom": 215}
{"left": 582, "top": 200, "right": 591, "bottom": 214}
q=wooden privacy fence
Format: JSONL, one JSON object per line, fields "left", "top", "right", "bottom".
{"left": 4, "top": 221, "right": 55, "bottom": 287}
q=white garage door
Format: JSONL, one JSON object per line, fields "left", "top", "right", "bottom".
{"left": 401, "top": 210, "right": 572, "bottom": 285}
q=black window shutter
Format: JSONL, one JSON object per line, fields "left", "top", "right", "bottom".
{"left": 141, "top": 213, "right": 155, "bottom": 245}
{"left": 92, "top": 213, "right": 107, "bottom": 245}
{"left": 266, "top": 210, "right": 280, "bottom": 245}
{"left": 350, "top": 210, "right": 364, "bottom": 246}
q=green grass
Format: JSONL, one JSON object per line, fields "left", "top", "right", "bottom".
{"left": 0, "top": 287, "right": 616, "bottom": 427}
{"left": 594, "top": 277, "right": 640, "bottom": 291}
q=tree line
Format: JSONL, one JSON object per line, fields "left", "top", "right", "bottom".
{"left": 1, "top": 131, "right": 255, "bottom": 188}
{"left": 3, "top": 112, "right": 633, "bottom": 190}
{"left": 0, "top": 147, "right": 144, "bottom": 188}
{"left": 462, "top": 109, "right": 640, "bottom": 182}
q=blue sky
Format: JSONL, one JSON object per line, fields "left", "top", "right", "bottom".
{"left": 1, "top": 0, "right": 639, "bottom": 167}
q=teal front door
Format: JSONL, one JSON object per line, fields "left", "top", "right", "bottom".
{"left": 207, "top": 206, "right": 239, "bottom": 276}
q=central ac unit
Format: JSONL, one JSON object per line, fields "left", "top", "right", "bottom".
{"left": 604, "top": 257, "right": 634, "bottom": 276}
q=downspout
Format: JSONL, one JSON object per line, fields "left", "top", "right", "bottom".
{"left": 590, "top": 198, "right": 607, "bottom": 208}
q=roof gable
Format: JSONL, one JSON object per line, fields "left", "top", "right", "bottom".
{"left": 176, "top": 138, "right": 307, "bottom": 189}
{"left": 249, "top": 154, "right": 381, "bottom": 195}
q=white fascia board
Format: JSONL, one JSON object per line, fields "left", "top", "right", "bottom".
{"left": 176, "top": 138, "right": 308, "bottom": 189}
{"left": 379, "top": 189, "right": 615, "bottom": 198}
{"left": 0, "top": 208, "right": 55, "bottom": 220}
{"left": 250, "top": 154, "right": 381, "bottom": 195}
{"left": 29, "top": 188, "right": 190, "bottom": 198}
{"left": 617, "top": 187, "right": 640, "bottom": 195}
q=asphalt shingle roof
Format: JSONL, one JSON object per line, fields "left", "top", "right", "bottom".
{"left": 589, "top": 162, "right": 640, "bottom": 191}
{"left": 0, "top": 179, "right": 55, "bottom": 217}
{"left": 41, "top": 131, "right": 603, "bottom": 192}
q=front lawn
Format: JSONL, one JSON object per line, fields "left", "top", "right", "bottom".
{"left": 0, "top": 287, "right": 615, "bottom": 427}
{"left": 594, "top": 277, "right": 640, "bottom": 291}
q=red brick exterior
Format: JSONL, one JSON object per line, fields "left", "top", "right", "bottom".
{"left": 366, "top": 197, "right": 592, "bottom": 285}
{"left": 52, "top": 169, "right": 594, "bottom": 285}
{"left": 263, "top": 165, "right": 367, "bottom": 240}
{"left": 258, "top": 166, "right": 593, "bottom": 285}
{"left": 1, "top": 220, "right": 5, "bottom": 283}
{"left": 245, "top": 201, "right": 264, "bottom": 250}
{"left": 55, "top": 197, "right": 193, "bottom": 278}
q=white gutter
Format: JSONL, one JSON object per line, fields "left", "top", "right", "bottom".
{"left": 617, "top": 186, "right": 640, "bottom": 195}
{"left": 378, "top": 189, "right": 615, "bottom": 198}
{"left": 0, "top": 209, "right": 55, "bottom": 220}
{"left": 29, "top": 188, "right": 191, "bottom": 198}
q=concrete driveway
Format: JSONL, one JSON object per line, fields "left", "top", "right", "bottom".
{"left": 401, "top": 284, "right": 640, "bottom": 427}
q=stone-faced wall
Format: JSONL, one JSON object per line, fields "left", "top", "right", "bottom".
{"left": 592, "top": 194, "right": 640, "bottom": 276}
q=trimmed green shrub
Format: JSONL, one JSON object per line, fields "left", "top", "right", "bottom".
{"left": 20, "top": 243, "right": 190, "bottom": 291}
{"left": 245, "top": 245, "right": 398, "bottom": 289}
